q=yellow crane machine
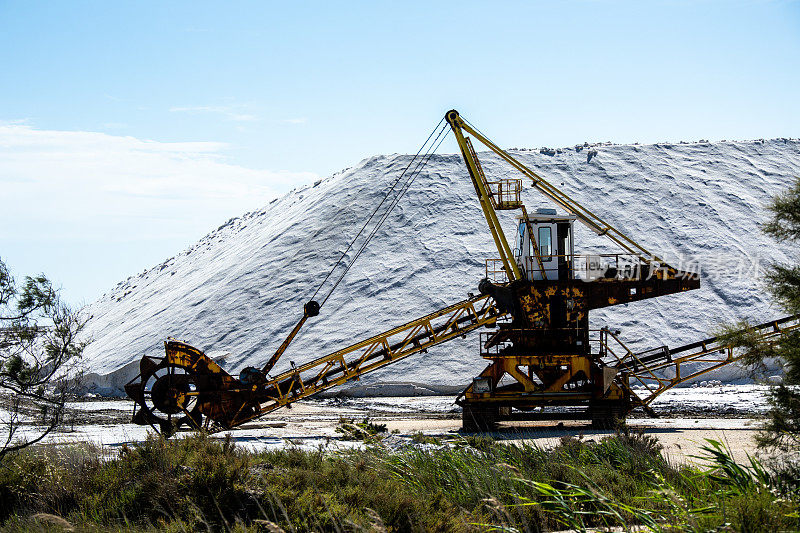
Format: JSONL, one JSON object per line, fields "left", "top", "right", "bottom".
{"left": 125, "top": 110, "right": 798, "bottom": 435}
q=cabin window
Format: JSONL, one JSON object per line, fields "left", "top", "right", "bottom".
{"left": 516, "top": 222, "right": 525, "bottom": 257}
{"left": 538, "top": 226, "right": 552, "bottom": 257}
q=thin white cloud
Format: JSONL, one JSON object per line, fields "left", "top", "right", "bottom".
{"left": 281, "top": 118, "right": 307, "bottom": 125}
{"left": 0, "top": 118, "right": 32, "bottom": 126}
{"left": 0, "top": 124, "right": 318, "bottom": 242}
{"left": 169, "top": 105, "right": 258, "bottom": 122}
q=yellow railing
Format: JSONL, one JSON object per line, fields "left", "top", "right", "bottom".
{"left": 487, "top": 254, "right": 697, "bottom": 283}
{"left": 487, "top": 179, "right": 522, "bottom": 209}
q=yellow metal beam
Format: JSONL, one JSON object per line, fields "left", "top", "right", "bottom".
{"left": 519, "top": 205, "right": 547, "bottom": 280}
{"left": 232, "top": 294, "right": 506, "bottom": 426}
{"left": 446, "top": 111, "right": 522, "bottom": 282}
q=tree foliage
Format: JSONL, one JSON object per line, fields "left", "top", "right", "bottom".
{"left": 0, "top": 257, "right": 87, "bottom": 461}
{"left": 720, "top": 177, "right": 800, "bottom": 451}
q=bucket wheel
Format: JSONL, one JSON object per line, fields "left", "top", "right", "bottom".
{"left": 126, "top": 356, "right": 203, "bottom": 436}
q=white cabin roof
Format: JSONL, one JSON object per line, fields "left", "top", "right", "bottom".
{"left": 516, "top": 208, "right": 577, "bottom": 223}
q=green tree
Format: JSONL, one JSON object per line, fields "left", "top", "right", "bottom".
{"left": 0, "top": 257, "right": 87, "bottom": 460}
{"left": 722, "top": 178, "right": 800, "bottom": 451}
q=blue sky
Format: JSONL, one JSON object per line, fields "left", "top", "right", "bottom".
{"left": 1, "top": 0, "right": 798, "bottom": 305}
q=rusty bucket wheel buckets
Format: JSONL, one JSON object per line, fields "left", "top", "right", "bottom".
{"left": 125, "top": 339, "right": 262, "bottom": 436}
{"left": 125, "top": 353, "right": 203, "bottom": 436}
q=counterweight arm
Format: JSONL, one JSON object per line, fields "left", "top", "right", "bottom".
{"left": 446, "top": 112, "right": 522, "bottom": 282}
{"left": 261, "top": 300, "right": 320, "bottom": 375}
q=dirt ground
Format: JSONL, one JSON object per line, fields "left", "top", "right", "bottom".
{"left": 253, "top": 400, "right": 764, "bottom": 464}
{"left": 19, "top": 394, "right": 768, "bottom": 465}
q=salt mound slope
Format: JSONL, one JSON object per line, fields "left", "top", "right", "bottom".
{"left": 81, "top": 139, "right": 800, "bottom": 393}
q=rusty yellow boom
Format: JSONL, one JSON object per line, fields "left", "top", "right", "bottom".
{"left": 126, "top": 294, "right": 502, "bottom": 434}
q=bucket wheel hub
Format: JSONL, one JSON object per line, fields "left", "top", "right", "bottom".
{"left": 150, "top": 372, "right": 192, "bottom": 414}
{"left": 125, "top": 357, "right": 202, "bottom": 435}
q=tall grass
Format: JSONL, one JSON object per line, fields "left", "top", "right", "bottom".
{"left": 0, "top": 430, "right": 797, "bottom": 532}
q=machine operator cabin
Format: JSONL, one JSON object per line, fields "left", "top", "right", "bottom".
{"left": 515, "top": 208, "right": 576, "bottom": 281}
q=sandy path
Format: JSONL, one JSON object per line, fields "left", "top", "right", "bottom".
{"left": 27, "top": 397, "right": 768, "bottom": 465}
{"left": 255, "top": 401, "right": 763, "bottom": 464}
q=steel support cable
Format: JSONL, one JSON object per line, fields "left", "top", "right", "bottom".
{"left": 362, "top": 124, "right": 451, "bottom": 244}
{"left": 317, "top": 123, "right": 449, "bottom": 305}
{"left": 320, "top": 124, "right": 451, "bottom": 305}
{"left": 369, "top": 126, "right": 453, "bottom": 245}
{"left": 462, "top": 116, "right": 667, "bottom": 267}
{"left": 309, "top": 117, "right": 445, "bottom": 304}
{"left": 320, "top": 124, "right": 450, "bottom": 305}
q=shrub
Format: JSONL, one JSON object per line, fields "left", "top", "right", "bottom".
{"left": 0, "top": 432, "right": 797, "bottom": 532}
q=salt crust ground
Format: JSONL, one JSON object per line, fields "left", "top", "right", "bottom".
{"left": 80, "top": 139, "right": 800, "bottom": 393}
{"left": 13, "top": 385, "right": 775, "bottom": 464}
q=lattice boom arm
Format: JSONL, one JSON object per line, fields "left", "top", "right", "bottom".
{"left": 238, "top": 294, "right": 505, "bottom": 424}
{"left": 608, "top": 315, "right": 800, "bottom": 407}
